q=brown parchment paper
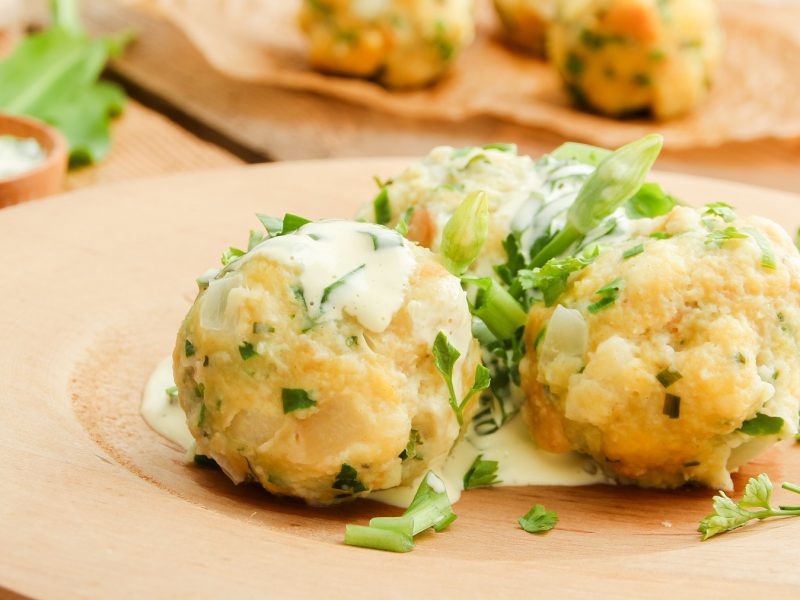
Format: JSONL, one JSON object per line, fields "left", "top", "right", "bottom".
{"left": 127, "top": 0, "right": 800, "bottom": 149}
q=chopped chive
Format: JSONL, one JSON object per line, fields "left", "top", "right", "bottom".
{"left": 281, "top": 388, "right": 316, "bottom": 413}
{"left": 344, "top": 524, "right": 413, "bottom": 553}
{"left": 587, "top": 278, "right": 623, "bottom": 314}
{"left": 482, "top": 143, "right": 517, "bottom": 153}
{"left": 704, "top": 202, "right": 736, "bottom": 222}
{"left": 333, "top": 463, "right": 367, "bottom": 495}
{"left": 395, "top": 206, "right": 414, "bottom": 236}
{"left": 738, "top": 413, "right": 784, "bottom": 436}
{"left": 649, "top": 232, "right": 671, "bottom": 240}
{"left": 239, "top": 341, "right": 257, "bottom": 361}
{"left": 185, "top": 339, "right": 196, "bottom": 357}
{"left": 197, "top": 403, "right": 206, "bottom": 427}
{"left": 320, "top": 264, "right": 365, "bottom": 306}
{"left": 534, "top": 326, "right": 547, "bottom": 350}
{"left": 663, "top": 394, "right": 681, "bottom": 419}
{"left": 373, "top": 188, "right": 391, "bottom": 225}
{"left": 194, "top": 382, "right": 205, "bottom": 399}
{"left": 742, "top": 227, "right": 777, "bottom": 270}
{"left": 623, "top": 244, "right": 644, "bottom": 259}
{"left": 735, "top": 352, "right": 746, "bottom": 364}
{"left": 399, "top": 429, "right": 423, "bottom": 461}
{"left": 656, "top": 367, "right": 683, "bottom": 388}
{"left": 345, "top": 335, "right": 358, "bottom": 347}
{"left": 165, "top": 385, "right": 178, "bottom": 399}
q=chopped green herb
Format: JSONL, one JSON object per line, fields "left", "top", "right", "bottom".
{"left": 656, "top": 367, "right": 683, "bottom": 388}
{"left": 482, "top": 143, "right": 517, "bottom": 153}
{"left": 517, "top": 254, "right": 595, "bottom": 307}
{"left": 704, "top": 202, "right": 736, "bottom": 222}
{"left": 432, "top": 332, "right": 491, "bottom": 426}
{"left": 185, "top": 339, "right": 196, "bottom": 357}
{"left": 197, "top": 403, "right": 206, "bottom": 427}
{"left": 345, "top": 335, "right": 358, "bottom": 347}
{"left": 587, "top": 278, "right": 623, "bottom": 314}
{"left": 282, "top": 213, "right": 311, "bottom": 234}
{"left": 395, "top": 206, "right": 414, "bottom": 236}
{"left": 194, "top": 382, "right": 205, "bottom": 399}
{"left": 165, "top": 385, "right": 178, "bottom": 400}
{"left": 534, "top": 326, "right": 547, "bottom": 350}
{"left": 373, "top": 187, "right": 391, "bottom": 225}
{"left": 464, "top": 277, "right": 528, "bottom": 340}
{"left": 698, "top": 473, "right": 800, "bottom": 540}
{"left": 463, "top": 153, "right": 488, "bottom": 170}
{"left": 221, "top": 246, "right": 245, "bottom": 266}
{"left": 433, "top": 19, "right": 454, "bottom": 61}
{"left": 549, "top": 142, "right": 611, "bottom": 166}
{"left": 735, "top": 352, "right": 746, "bottom": 364}
{"left": 742, "top": 227, "right": 777, "bottom": 269}
{"left": 247, "top": 229, "right": 265, "bottom": 251}
{"left": 399, "top": 429, "right": 423, "bottom": 461}
{"left": 518, "top": 504, "right": 558, "bottom": 534}
{"left": 663, "top": 394, "right": 681, "bottom": 419}
{"left": 463, "top": 454, "right": 501, "bottom": 489}
{"left": 320, "top": 264, "right": 365, "bottom": 307}
{"left": 625, "top": 182, "right": 677, "bottom": 219}
{"left": 239, "top": 341, "right": 257, "bottom": 361}
{"left": 344, "top": 524, "right": 413, "bottom": 553}
{"left": 565, "top": 52, "right": 584, "bottom": 76}
{"left": 256, "top": 213, "right": 284, "bottom": 237}
{"left": 738, "top": 413, "right": 784, "bottom": 436}
{"left": 706, "top": 226, "right": 748, "bottom": 247}
{"left": 332, "top": 463, "right": 367, "bottom": 495}
{"left": 253, "top": 322, "right": 275, "bottom": 334}
{"left": 649, "top": 232, "right": 671, "bottom": 240}
{"left": 440, "top": 191, "right": 489, "bottom": 275}
{"left": 623, "top": 244, "right": 644, "bottom": 259}
{"left": 281, "top": 388, "right": 316, "bottom": 413}
{"left": 632, "top": 73, "right": 651, "bottom": 86}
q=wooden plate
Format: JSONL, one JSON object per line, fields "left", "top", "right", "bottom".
{"left": 2, "top": 160, "right": 799, "bottom": 598}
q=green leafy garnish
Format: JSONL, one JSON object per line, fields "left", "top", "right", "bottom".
{"left": 333, "top": 463, "right": 367, "bottom": 496}
{"left": 517, "top": 254, "right": 595, "bottom": 307}
{"left": 656, "top": 367, "right": 683, "bottom": 388}
{"left": 247, "top": 229, "right": 265, "bottom": 251}
{"left": 256, "top": 214, "right": 284, "bottom": 237}
{"left": 625, "top": 183, "right": 677, "bottom": 219}
{"left": 221, "top": 246, "right": 245, "bottom": 266}
{"left": 165, "top": 385, "right": 178, "bottom": 400}
{"left": 282, "top": 213, "right": 312, "bottom": 234}
{"left": 518, "top": 504, "right": 558, "bottom": 534}
{"left": 320, "top": 264, "right": 365, "bottom": 307}
{"left": 704, "top": 202, "right": 736, "bottom": 222}
{"left": 530, "top": 134, "right": 663, "bottom": 268}
{"left": 395, "top": 206, "right": 414, "bottom": 236}
{"left": 587, "top": 278, "right": 623, "bottom": 314}
{"left": 698, "top": 473, "right": 800, "bottom": 540}
{"left": 623, "top": 244, "right": 644, "bottom": 259}
{"left": 464, "top": 277, "right": 528, "bottom": 341}
{"left": 239, "top": 341, "right": 257, "bottom": 361}
{"left": 373, "top": 188, "right": 391, "bottom": 225}
{"left": 432, "top": 332, "right": 491, "bottom": 426}
{"left": 738, "top": 413, "right": 784, "bottom": 436}
{"left": 742, "top": 227, "right": 777, "bottom": 270}
{"left": 399, "top": 429, "right": 423, "bottom": 461}
{"left": 440, "top": 191, "right": 489, "bottom": 275}
{"left": 482, "top": 143, "right": 517, "bottom": 153}
{"left": 344, "top": 472, "right": 456, "bottom": 553}
{"left": 184, "top": 339, "right": 196, "bottom": 357}
{"left": 663, "top": 394, "right": 681, "bottom": 419}
{"left": 463, "top": 454, "right": 500, "bottom": 489}
{"left": 0, "top": 0, "right": 131, "bottom": 166}
{"left": 281, "top": 388, "right": 316, "bottom": 413}
{"left": 706, "top": 226, "right": 748, "bottom": 247}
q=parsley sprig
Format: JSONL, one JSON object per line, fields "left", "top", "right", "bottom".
{"left": 432, "top": 332, "right": 491, "bottom": 426}
{"left": 519, "top": 504, "right": 558, "bottom": 534}
{"left": 699, "top": 473, "right": 800, "bottom": 540}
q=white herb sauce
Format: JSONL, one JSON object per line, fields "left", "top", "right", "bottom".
{"left": 0, "top": 135, "right": 46, "bottom": 179}
{"left": 142, "top": 358, "right": 607, "bottom": 506}
{"left": 241, "top": 221, "right": 416, "bottom": 333}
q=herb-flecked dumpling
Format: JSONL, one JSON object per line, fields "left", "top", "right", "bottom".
{"left": 298, "top": 0, "right": 475, "bottom": 88}
{"left": 493, "top": 0, "right": 554, "bottom": 55}
{"left": 549, "top": 0, "right": 723, "bottom": 119}
{"left": 173, "top": 220, "right": 480, "bottom": 505}
{"left": 521, "top": 205, "right": 800, "bottom": 490}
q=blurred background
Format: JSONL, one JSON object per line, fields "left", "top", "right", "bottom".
{"left": 0, "top": 0, "right": 798, "bottom": 207}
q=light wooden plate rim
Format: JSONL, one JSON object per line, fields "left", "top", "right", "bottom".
{"left": 2, "top": 159, "right": 799, "bottom": 599}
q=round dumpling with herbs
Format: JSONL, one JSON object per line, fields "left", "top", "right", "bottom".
{"left": 493, "top": 0, "right": 554, "bottom": 55}
{"left": 173, "top": 220, "right": 481, "bottom": 505}
{"left": 520, "top": 204, "right": 800, "bottom": 490}
{"left": 297, "top": 0, "right": 475, "bottom": 88}
{"left": 549, "top": 0, "right": 723, "bottom": 120}
{"left": 356, "top": 144, "right": 598, "bottom": 279}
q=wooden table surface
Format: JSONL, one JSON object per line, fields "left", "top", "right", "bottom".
{"left": 63, "top": 0, "right": 799, "bottom": 194}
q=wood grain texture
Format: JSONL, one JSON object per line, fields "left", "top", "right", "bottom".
{"left": 1, "top": 159, "right": 799, "bottom": 599}
{"left": 65, "top": 101, "right": 242, "bottom": 191}
{"left": 84, "top": 0, "right": 800, "bottom": 193}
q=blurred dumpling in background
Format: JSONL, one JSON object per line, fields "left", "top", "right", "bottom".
{"left": 493, "top": 0, "right": 554, "bottom": 56}
{"left": 549, "top": 0, "right": 724, "bottom": 120}
{"left": 298, "top": 0, "right": 476, "bottom": 88}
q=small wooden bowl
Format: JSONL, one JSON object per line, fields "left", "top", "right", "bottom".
{"left": 0, "top": 113, "right": 68, "bottom": 209}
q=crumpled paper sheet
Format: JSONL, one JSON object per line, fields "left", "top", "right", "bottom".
{"left": 127, "top": 0, "right": 800, "bottom": 149}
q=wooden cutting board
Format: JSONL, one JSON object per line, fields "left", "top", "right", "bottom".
{"left": 1, "top": 159, "right": 799, "bottom": 598}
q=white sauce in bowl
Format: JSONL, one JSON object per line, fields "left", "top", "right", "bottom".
{"left": 0, "top": 135, "right": 46, "bottom": 179}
